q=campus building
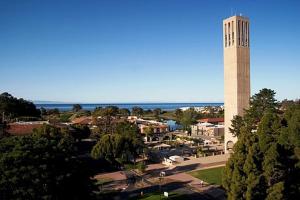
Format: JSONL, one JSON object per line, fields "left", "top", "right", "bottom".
{"left": 223, "top": 15, "right": 250, "bottom": 153}
{"left": 191, "top": 118, "right": 224, "bottom": 137}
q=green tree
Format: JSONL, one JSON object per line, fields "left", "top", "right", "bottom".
{"left": 92, "top": 106, "right": 103, "bottom": 116}
{"left": 0, "top": 125, "right": 96, "bottom": 200}
{"left": 59, "top": 113, "right": 73, "bottom": 122}
{"left": 71, "top": 124, "right": 91, "bottom": 141}
{"left": 72, "top": 104, "right": 82, "bottom": 112}
{"left": 119, "top": 108, "right": 130, "bottom": 116}
{"left": 174, "top": 108, "right": 183, "bottom": 122}
{"left": 40, "top": 107, "right": 47, "bottom": 116}
{"left": 222, "top": 88, "right": 300, "bottom": 200}
{"left": 47, "top": 108, "right": 60, "bottom": 115}
{"left": 136, "top": 162, "right": 147, "bottom": 173}
{"left": 143, "top": 125, "right": 154, "bottom": 142}
{"left": 103, "top": 106, "right": 119, "bottom": 116}
{"left": 91, "top": 122, "right": 144, "bottom": 166}
{"left": 153, "top": 108, "right": 162, "bottom": 121}
{"left": 0, "top": 92, "right": 40, "bottom": 120}
{"left": 92, "top": 106, "right": 120, "bottom": 135}
{"left": 229, "top": 115, "right": 244, "bottom": 137}
{"left": 132, "top": 106, "right": 143, "bottom": 117}
{"left": 245, "top": 88, "right": 279, "bottom": 124}
{"left": 178, "top": 108, "right": 199, "bottom": 131}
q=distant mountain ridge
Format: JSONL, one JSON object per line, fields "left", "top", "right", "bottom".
{"left": 33, "top": 100, "right": 75, "bottom": 104}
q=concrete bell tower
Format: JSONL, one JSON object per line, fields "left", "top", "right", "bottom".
{"left": 223, "top": 15, "right": 250, "bottom": 153}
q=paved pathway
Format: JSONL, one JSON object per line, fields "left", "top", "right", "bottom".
{"left": 177, "top": 154, "right": 229, "bottom": 167}
{"left": 95, "top": 171, "right": 126, "bottom": 181}
{"left": 95, "top": 154, "right": 229, "bottom": 181}
{"left": 94, "top": 154, "right": 229, "bottom": 199}
{"left": 168, "top": 172, "right": 202, "bottom": 186}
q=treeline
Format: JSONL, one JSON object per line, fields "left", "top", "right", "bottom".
{"left": 223, "top": 89, "right": 300, "bottom": 199}
{"left": 41, "top": 105, "right": 164, "bottom": 121}
{"left": 0, "top": 91, "right": 223, "bottom": 135}
{"left": 92, "top": 106, "right": 164, "bottom": 118}
{"left": 0, "top": 92, "right": 40, "bottom": 121}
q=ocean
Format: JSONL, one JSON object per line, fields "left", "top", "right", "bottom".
{"left": 35, "top": 103, "right": 223, "bottom": 111}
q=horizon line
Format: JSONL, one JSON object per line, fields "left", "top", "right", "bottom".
{"left": 33, "top": 101, "right": 224, "bottom": 105}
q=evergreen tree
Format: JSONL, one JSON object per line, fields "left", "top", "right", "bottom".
{"left": 223, "top": 88, "right": 300, "bottom": 199}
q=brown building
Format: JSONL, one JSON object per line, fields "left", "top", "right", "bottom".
{"left": 191, "top": 122, "right": 224, "bottom": 137}
{"left": 197, "top": 118, "right": 224, "bottom": 125}
{"left": 139, "top": 124, "right": 169, "bottom": 134}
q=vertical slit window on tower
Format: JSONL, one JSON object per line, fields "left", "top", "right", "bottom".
{"left": 228, "top": 22, "right": 231, "bottom": 46}
{"left": 238, "top": 20, "right": 240, "bottom": 46}
{"left": 232, "top": 21, "right": 234, "bottom": 45}
{"left": 225, "top": 24, "right": 227, "bottom": 47}
{"left": 247, "top": 22, "right": 250, "bottom": 47}
{"left": 245, "top": 22, "right": 247, "bottom": 46}
{"left": 245, "top": 22, "right": 248, "bottom": 47}
{"left": 241, "top": 21, "right": 244, "bottom": 46}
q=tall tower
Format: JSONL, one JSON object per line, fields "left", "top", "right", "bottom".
{"left": 223, "top": 15, "right": 250, "bottom": 153}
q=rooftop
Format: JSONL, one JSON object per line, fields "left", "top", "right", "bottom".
{"left": 197, "top": 118, "right": 224, "bottom": 123}
{"left": 6, "top": 121, "right": 48, "bottom": 135}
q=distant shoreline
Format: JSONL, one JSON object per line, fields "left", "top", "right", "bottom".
{"left": 35, "top": 102, "right": 224, "bottom": 111}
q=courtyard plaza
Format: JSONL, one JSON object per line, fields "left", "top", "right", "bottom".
{"left": 95, "top": 154, "right": 229, "bottom": 199}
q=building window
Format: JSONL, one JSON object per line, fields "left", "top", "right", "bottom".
{"left": 228, "top": 22, "right": 231, "bottom": 46}
{"left": 245, "top": 22, "right": 248, "bottom": 46}
{"left": 241, "top": 21, "right": 244, "bottom": 46}
{"left": 247, "top": 22, "right": 250, "bottom": 47}
{"left": 225, "top": 24, "right": 227, "bottom": 47}
{"left": 232, "top": 21, "right": 234, "bottom": 45}
{"left": 238, "top": 20, "right": 240, "bottom": 46}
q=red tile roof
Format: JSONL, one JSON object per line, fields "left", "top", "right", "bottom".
{"left": 197, "top": 118, "right": 224, "bottom": 123}
{"left": 6, "top": 123, "right": 44, "bottom": 135}
{"left": 71, "top": 116, "right": 93, "bottom": 125}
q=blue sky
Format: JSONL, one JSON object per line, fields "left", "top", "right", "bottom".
{"left": 0, "top": 0, "right": 299, "bottom": 103}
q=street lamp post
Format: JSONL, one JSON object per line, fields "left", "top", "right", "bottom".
{"left": 159, "top": 171, "right": 165, "bottom": 200}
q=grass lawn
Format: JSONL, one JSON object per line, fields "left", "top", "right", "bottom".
{"left": 189, "top": 166, "right": 224, "bottom": 185}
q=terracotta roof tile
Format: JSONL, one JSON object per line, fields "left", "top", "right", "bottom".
{"left": 6, "top": 123, "right": 44, "bottom": 135}
{"left": 197, "top": 118, "right": 224, "bottom": 123}
{"left": 71, "top": 116, "right": 92, "bottom": 125}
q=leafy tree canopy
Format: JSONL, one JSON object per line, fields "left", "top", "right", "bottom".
{"left": 119, "top": 108, "right": 131, "bottom": 116}
{"left": 132, "top": 106, "right": 143, "bottom": 117}
{"left": 177, "top": 108, "right": 200, "bottom": 131}
{"left": 0, "top": 92, "right": 40, "bottom": 120}
{"left": 91, "top": 122, "right": 144, "bottom": 166}
{"left": 0, "top": 124, "right": 96, "bottom": 200}
{"left": 153, "top": 108, "right": 162, "bottom": 121}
